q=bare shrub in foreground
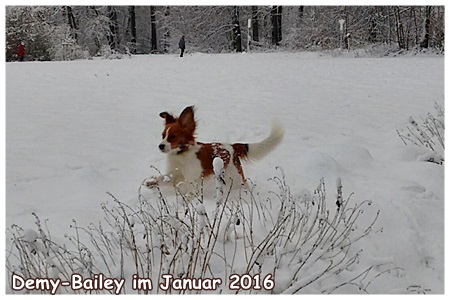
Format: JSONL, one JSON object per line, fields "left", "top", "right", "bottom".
{"left": 6, "top": 168, "right": 401, "bottom": 294}
{"left": 397, "top": 102, "right": 444, "bottom": 164}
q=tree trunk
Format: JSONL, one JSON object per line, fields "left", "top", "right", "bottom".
{"left": 107, "top": 6, "right": 119, "bottom": 51}
{"left": 368, "top": 19, "right": 377, "bottom": 43}
{"left": 66, "top": 6, "right": 77, "bottom": 41}
{"left": 394, "top": 6, "right": 405, "bottom": 49}
{"left": 271, "top": 6, "right": 282, "bottom": 46}
{"left": 129, "top": 6, "right": 136, "bottom": 53}
{"left": 420, "top": 6, "right": 432, "bottom": 48}
{"left": 251, "top": 6, "right": 259, "bottom": 42}
{"left": 434, "top": 6, "right": 444, "bottom": 49}
{"left": 277, "top": 6, "right": 282, "bottom": 44}
{"left": 89, "top": 6, "right": 101, "bottom": 52}
{"left": 368, "top": 8, "right": 377, "bottom": 43}
{"left": 298, "top": 6, "right": 304, "bottom": 27}
{"left": 412, "top": 7, "right": 419, "bottom": 45}
{"left": 163, "top": 6, "right": 171, "bottom": 53}
{"left": 232, "top": 6, "right": 242, "bottom": 52}
{"left": 150, "top": 6, "right": 157, "bottom": 52}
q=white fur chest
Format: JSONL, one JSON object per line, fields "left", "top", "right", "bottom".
{"left": 165, "top": 144, "right": 203, "bottom": 185}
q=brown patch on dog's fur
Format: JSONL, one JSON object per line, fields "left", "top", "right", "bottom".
{"left": 196, "top": 143, "right": 231, "bottom": 177}
{"left": 195, "top": 142, "right": 249, "bottom": 184}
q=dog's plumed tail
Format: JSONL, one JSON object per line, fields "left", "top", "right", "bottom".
{"left": 244, "top": 121, "right": 284, "bottom": 161}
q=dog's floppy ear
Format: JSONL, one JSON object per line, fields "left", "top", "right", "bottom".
{"left": 160, "top": 111, "right": 176, "bottom": 124}
{"left": 179, "top": 106, "right": 196, "bottom": 133}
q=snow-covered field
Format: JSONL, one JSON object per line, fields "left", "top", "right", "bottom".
{"left": 4, "top": 52, "right": 444, "bottom": 294}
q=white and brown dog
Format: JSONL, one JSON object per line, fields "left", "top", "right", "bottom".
{"left": 145, "top": 106, "right": 284, "bottom": 191}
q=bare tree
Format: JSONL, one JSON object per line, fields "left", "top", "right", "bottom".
{"left": 232, "top": 6, "right": 242, "bottom": 52}
{"left": 298, "top": 6, "right": 304, "bottom": 27}
{"left": 162, "top": 6, "right": 171, "bottom": 53}
{"left": 150, "top": 6, "right": 157, "bottom": 51}
{"left": 420, "top": 6, "right": 432, "bottom": 48}
{"left": 251, "top": 6, "right": 259, "bottom": 42}
{"left": 433, "top": 6, "right": 445, "bottom": 49}
{"left": 128, "top": 6, "right": 136, "bottom": 53}
{"left": 271, "top": 6, "right": 282, "bottom": 46}
{"left": 393, "top": 6, "right": 406, "bottom": 49}
{"left": 107, "top": 6, "right": 119, "bottom": 50}
{"left": 65, "top": 6, "right": 77, "bottom": 41}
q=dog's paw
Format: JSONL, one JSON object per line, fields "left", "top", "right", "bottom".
{"left": 144, "top": 175, "right": 172, "bottom": 189}
{"left": 144, "top": 177, "right": 158, "bottom": 188}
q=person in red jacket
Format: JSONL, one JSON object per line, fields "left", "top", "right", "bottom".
{"left": 17, "top": 41, "right": 25, "bottom": 62}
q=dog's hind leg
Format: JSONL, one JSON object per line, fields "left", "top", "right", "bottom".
{"left": 232, "top": 157, "right": 248, "bottom": 189}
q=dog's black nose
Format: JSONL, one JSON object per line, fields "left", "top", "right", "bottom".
{"left": 159, "top": 144, "right": 165, "bottom": 151}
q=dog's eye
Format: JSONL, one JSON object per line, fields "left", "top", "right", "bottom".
{"left": 167, "top": 134, "right": 177, "bottom": 141}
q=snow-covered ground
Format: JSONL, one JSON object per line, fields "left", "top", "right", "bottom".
{"left": 4, "top": 52, "right": 444, "bottom": 294}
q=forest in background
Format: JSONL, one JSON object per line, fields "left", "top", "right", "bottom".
{"left": 5, "top": 6, "right": 445, "bottom": 61}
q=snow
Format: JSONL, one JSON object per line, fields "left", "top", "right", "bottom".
{"left": 4, "top": 52, "right": 444, "bottom": 294}
{"left": 213, "top": 157, "right": 224, "bottom": 177}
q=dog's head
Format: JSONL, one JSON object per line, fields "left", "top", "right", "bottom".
{"left": 158, "top": 106, "right": 196, "bottom": 154}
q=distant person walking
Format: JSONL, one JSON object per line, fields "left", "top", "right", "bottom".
{"left": 17, "top": 41, "right": 25, "bottom": 62}
{"left": 178, "top": 35, "right": 186, "bottom": 57}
